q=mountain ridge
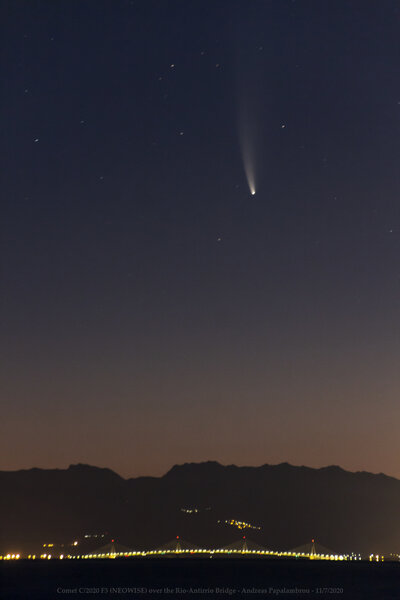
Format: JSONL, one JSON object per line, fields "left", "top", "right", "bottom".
{"left": 2, "top": 460, "right": 400, "bottom": 556}
{"left": 1, "top": 460, "right": 398, "bottom": 482}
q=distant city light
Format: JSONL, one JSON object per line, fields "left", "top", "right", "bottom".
{"left": 219, "top": 518, "right": 261, "bottom": 531}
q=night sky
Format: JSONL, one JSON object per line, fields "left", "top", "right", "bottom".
{"left": 2, "top": 0, "right": 400, "bottom": 478}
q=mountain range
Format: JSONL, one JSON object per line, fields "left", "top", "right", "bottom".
{"left": 1, "top": 461, "right": 399, "bottom": 555}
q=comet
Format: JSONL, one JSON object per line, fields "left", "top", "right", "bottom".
{"left": 237, "top": 81, "right": 258, "bottom": 196}
{"left": 239, "top": 126, "right": 257, "bottom": 196}
{"left": 234, "top": 22, "right": 260, "bottom": 198}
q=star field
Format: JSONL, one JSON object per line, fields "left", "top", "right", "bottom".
{"left": 1, "top": 0, "right": 400, "bottom": 478}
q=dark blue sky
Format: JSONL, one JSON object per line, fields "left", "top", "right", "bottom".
{"left": 1, "top": 0, "right": 400, "bottom": 477}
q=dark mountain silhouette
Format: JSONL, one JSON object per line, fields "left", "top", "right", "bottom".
{"left": 1, "top": 461, "right": 399, "bottom": 556}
